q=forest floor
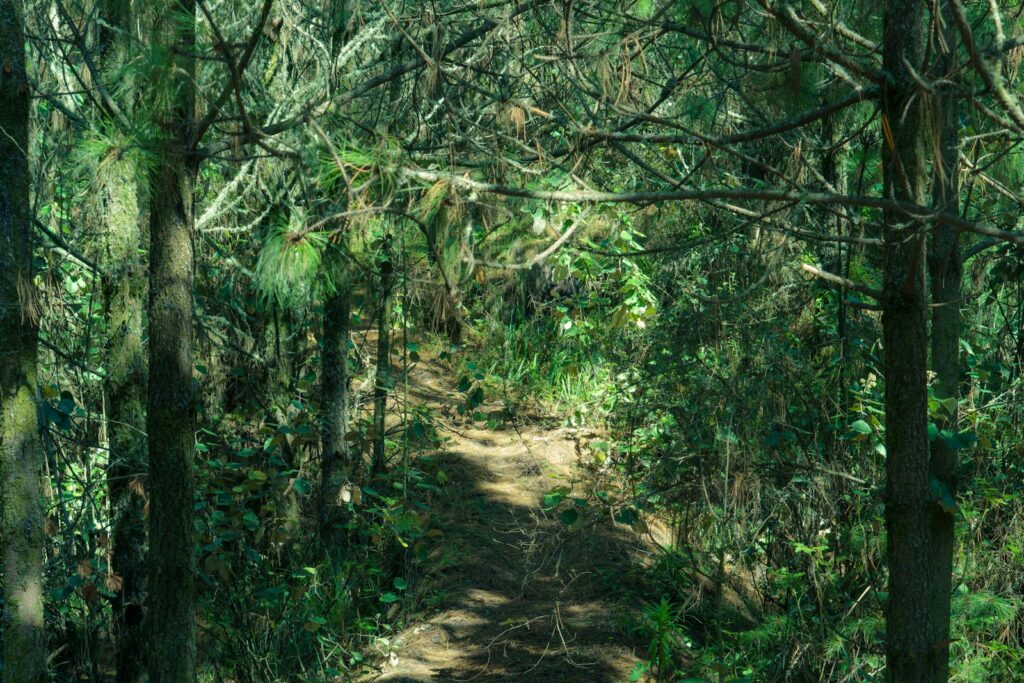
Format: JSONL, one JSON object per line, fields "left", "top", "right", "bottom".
{"left": 373, "top": 351, "right": 651, "bottom": 682}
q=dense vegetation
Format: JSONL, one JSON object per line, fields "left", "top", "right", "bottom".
{"left": 2, "top": 0, "right": 1024, "bottom": 681}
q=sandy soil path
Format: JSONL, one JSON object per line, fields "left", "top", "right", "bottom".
{"left": 375, "top": 360, "right": 649, "bottom": 682}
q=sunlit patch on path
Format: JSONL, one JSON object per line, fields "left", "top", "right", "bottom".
{"left": 376, "top": 361, "right": 648, "bottom": 682}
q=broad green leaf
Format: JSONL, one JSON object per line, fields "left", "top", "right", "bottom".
{"left": 559, "top": 509, "right": 579, "bottom": 525}
{"left": 850, "top": 420, "right": 872, "bottom": 435}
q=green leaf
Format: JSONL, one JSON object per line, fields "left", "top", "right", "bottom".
{"left": 292, "top": 477, "right": 312, "bottom": 495}
{"left": 930, "top": 477, "right": 959, "bottom": 514}
{"left": 393, "top": 577, "right": 408, "bottom": 591}
{"left": 543, "top": 487, "right": 569, "bottom": 508}
{"left": 559, "top": 509, "right": 579, "bottom": 525}
{"left": 379, "top": 592, "right": 400, "bottom": 604}
{"left": 57, "top": 391, "right": 76, "bottom": 415}
{"left": 850, "top": 420, "right": 872, "bottom": 435}
{"left": 936, "top": 397, "right": 957, "bottom": 416}
{"left": 242, "top": 511, "right": 260, "bottom": 530}
{"left": 942, "top": 430, "right": 977, "bottom": 450}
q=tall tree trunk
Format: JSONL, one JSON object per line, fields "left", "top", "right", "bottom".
{"left": 318, "top": 282, "right": 350, "bottom": 541}
{"left": 101, "top": 157, "right": 148, "bottom": 683}
{"left": 373, "top": 236, "right": 394, "bottom": 474}
{"left": 882, "top": 1, "right": 945, "bottom": 680}
{"left": 146, "top": 2, "right": 198, "bottom": 681}
{"left": 0, "top": 2, "right": 46, "bottom": 680}
{"left": 95, "top": 3, "right": 148, "bottom": 680}
{"left": 926, "top": 2, "right": 961, "bottom": 678}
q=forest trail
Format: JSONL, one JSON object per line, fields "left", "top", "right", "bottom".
{"left": 374, "top": 354, "right": 649, "bottom": 682}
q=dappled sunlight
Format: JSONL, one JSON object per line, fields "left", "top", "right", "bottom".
{"left": 380, "top": 411, "right": 649, "bottom": 682}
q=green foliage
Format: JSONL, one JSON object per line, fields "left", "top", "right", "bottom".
{"left": 191, "top": 380, "right": 442, "bottom": 680}
{"left": 632, "top": 597, "right": 688, "bottom": 682}
{"left": 20, "top": 0, "right": 1024, "bottom": 680}
{"left": 256, "top": 208, "right": 331, "bottom": 308}
{"left": 319, "top": 137, "right": 402, "bottom": 204}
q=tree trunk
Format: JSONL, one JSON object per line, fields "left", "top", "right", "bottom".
{"left": 318, "top": 285, "right": 350, "bottom": 541}
{"left": 0, "top": 2, "right": 46, "bottom": 680}
{"left": 926, "top": 2, "right": 962, "bottom": 678}
{"left": 373, "top": 236, "right": 394, "bottom": 474}
{"left": 882, "top": 1, "right": 946, "bottom": 680}
{"left": 266, "top": 308, "right": 293, "bottom": 402}
{"left": 101, "top": 155, "right": 148, "bottom": 683}
{"left": 96, "top": 3, "right": 148, "bottom": 680}
{"left": 146, "top": 2, "right": 198, "bottom": 681}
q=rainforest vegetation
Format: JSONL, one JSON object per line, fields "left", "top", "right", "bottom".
{"left": 3, "top": 0, "right": 1024, "bottom": 681}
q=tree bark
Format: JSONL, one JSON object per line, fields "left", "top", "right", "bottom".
{"left": 102, "top": 156, "right": 148, "bottom": 683}
{"left": 882, "top": 1, "right": 946, "bottom": 680}
{"left": 96, "top": 3, "right": 148, "bottom": 680}
{"left": 0, "top": 2, "right": 46, "bottom": 680}
{"left": 926, "top": 2, "right": 962, "bottom": 677}
{"left": 318, "top": 284, "right": 350, "bottom": 541}
{"left": 373, "top": 236, "right": 394, "bottom": 474}
{"left": 146, "top": 2, "right": 198, "bottom": 681}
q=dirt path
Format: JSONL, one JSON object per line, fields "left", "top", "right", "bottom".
{"left": 376, "top": 360, "right": 649, "bottom": 682}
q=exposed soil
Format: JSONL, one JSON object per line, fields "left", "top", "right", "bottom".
{"left": 375, "top": 357, "right": 651, "bottom": 682}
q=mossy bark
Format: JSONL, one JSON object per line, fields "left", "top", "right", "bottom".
{"left": 146, "top": 2, "right": 198, "bottom": 681}
{"left": 94, "top": 6, "right": 148, "bottom": 679}
{"left": 99, "top": 141, "right": 148, "bottom": 683}
{"left": 0, "top": 1, "right": 46, "bottom": 680}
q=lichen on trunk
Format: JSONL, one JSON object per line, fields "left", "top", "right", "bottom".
{"left": 98, "top": 142, "right": 148, "bottom": 683}
{"left": 0, "top": 1, "right": 47, "bottom": 679}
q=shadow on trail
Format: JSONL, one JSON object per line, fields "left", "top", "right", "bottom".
{"left": 380, "top": 420, "right": 651, "bottom": 683}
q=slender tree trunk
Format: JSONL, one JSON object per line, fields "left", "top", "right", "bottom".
{"left": 95, "top": 3, "right": 148, "bottom": 680}
{"left": 822, "top": 111, "right": 850, "bottom": 446}
{"left": 318, "top": 283, "right": 350, "bottom": 540}
{"left": 882, "top": 1, "right": 945, "bottom": 680}
{"left": 0, "top": 3, "right": 46, "bottom": 680}
{"left": 373, "top": 236, "right": 394, "bottom": 474}
{"left": 266, "top": 308, "right": 293, "bottom": 401}
{"left": 146, "top": 2, "right": 198, "bottom": 681}
{"left": 926, "top": 3, "right": 961, "bottom": 678}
